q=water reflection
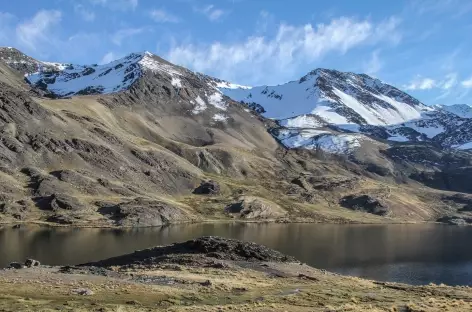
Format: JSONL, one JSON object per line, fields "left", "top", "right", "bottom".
{"left": 1, "top": 223, "right": 472, "bottom": 285}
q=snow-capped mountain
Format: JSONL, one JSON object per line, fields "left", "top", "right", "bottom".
{"left": 2, "top": 46, "right": 472, "bottom": 154}
{"left": 220, "top": 69, "right": 430, "bottom": 126}
{"left": 218, "top": 69, "right": 472, "bottom": 153}
{"left": 25, "top": 52, "right": 196, "bottom": 97}
{"left": 0, "top": 47, "right": 67, "bottom": 75}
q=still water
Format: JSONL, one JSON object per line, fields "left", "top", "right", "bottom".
{"left": 1, "top": 223, "right": 472, "bottom": 286}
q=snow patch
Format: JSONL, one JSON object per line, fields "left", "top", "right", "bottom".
{"left": 208, "top": 92, "right": 227, "bottom": 110}
{"left": 279, "top": 115, "right": 324, "bottom": 129}
{"left": 388, "top": 135, "right": 409, "bottom": 142}
{"left": 192, "top": 96, "right": 207, "bottom": 114}
{"left": 216, "top": 81, "right": 251, "bottom": 90}
{"left": 171, "top": 77, "right": 182, "bottom": 88}
{"left": 278, "top": 129, "right": 367, "bottom": 154}
{"left": 138, "top": 52, "right": 182, "bottom": 77}
{"left": 212, "top": 113, "right": 229, "bottom": 122}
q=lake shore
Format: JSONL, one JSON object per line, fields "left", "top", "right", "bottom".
{"left": 1, "top": 236, "right": 471, "bottom": 311}
{"left": 0, "top": 216, "right": 429, "bottom": 230}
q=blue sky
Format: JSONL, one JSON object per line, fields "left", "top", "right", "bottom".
{"left": 1, "top": 0, "right": 472, "bottom": 105}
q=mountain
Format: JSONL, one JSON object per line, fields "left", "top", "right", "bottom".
{"left": 0, "top": 47, "right": 67, "bottom": 75}
{"left": 219, "top": 70, "right": 472, "bottom": 152}
{"left": 1, "top": 47, "right": 472, "bottom": 226}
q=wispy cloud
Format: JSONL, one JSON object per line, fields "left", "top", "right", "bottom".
{"left": 462, "top": 77, "right": 472, "bottom": 88}
{"left": 167, "top": 16, "right": 401, "bottom": 85}
{"left": 16, "top": 10, "right": 62, "bottom": 51}
{"left": 404, "top": 76, "right": 436, "bottom": 90}
{"left": 364, "top": 50, "right": 382, "bottom": 76}
{"left": 405, "top": 73, "right": 458, "bottom": 91}
{"left": 196, "top": 4, "right": 226, "bottom": 21}
{"left": 111, "top": 28, "right": 145, "bottom": 46}
{"left": 74, "top": 4, "right": 96, "bottom": 22}
{"left": 89, "top": 0, "right": 138, "bottom": 11}
{"left": 442, "top": 73, "right": 458, "bottom": 89}
{"left": 100, "top": 51, "right": 116, "bottom": 64}
{"left": 150, "top": 9, "right": 180, "bottom": 23}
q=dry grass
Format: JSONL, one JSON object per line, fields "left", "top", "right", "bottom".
{"left": 1, "top": 262, "right": 472, "bottom": 312}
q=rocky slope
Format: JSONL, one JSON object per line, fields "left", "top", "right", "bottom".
{"left": 1, "top": 47, "right": 472, "bottom": 226}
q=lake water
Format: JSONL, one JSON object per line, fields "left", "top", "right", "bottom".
{"left": 1, "top": 223, "right": 472, "bottom": 286}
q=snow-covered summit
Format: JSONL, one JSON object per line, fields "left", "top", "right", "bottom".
{"left": 24, "top": 51, "right": 195, "bottom": 97}
{"left": 219, "top": 68, "right": 430, "bottom": 127}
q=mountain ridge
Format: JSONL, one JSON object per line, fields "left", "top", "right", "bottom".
{"left": 2, "top": 46, "right": 472, "bottom": 226}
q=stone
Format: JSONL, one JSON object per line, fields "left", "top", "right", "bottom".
{"left": 200, "top": 280, "right": 212, "bottom": 287}
{"left": 193, "top": 180, "right": 220, "bottom": 195}
{"left": 72, "top": 288, "right": 94, "bottom": 296}
{"left": 24, "top": 259, "right": 40, "bottom": 268}
{"left": 9, "top": 262, "right": 23, "bottom": 269}
{"left": 339, "top": 195, "right": 390, "bottom": 216}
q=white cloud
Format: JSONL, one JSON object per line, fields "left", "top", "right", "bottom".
{"left": 150, "top": 9, "right": 180, "bottom": 23}
{"left": 462, "top": 77, "right": 472, "bottom": 88}
{"left": 196, "top": 4, "right": 226, "bottom": 21}
{"left": 405, "top": 73, "right": 458, "bottom": 91}
{"left": 100, "top": 52, "right": 116, "bottom": 64}
{"left": 111, "top": 28, "right": 145, "bottom": 46}
{"left": 74, "top": 4, "right": 96, "bottom": 22}
{"left": 364, "top": 50, "right": 382, "bottom": 76}
{"left": 16, "top": 10, "right": 62, "bottom": 51}
{"left": 404, "top": 76, "right": 436, "bottom": 90}
{"left": 441, "top": 73, "right": 457, "bottom": 89}
{"left": 255, "top": 10, "right": 274, "bottom": 34}
{"left": 166, "top": 16, "right": 401, "bottom": 85}
{"left": 89, "top": 0, "right": 138, "bottom": 11}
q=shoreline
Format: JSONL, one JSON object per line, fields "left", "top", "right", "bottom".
{"left": 1, "top": 236, "right": 472, "bottom": 311}
{"left": 0, "top": 218, "right": 432, "bottom": 229}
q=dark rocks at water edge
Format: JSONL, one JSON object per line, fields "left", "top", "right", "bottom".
{"left": 82, "top": 236, "right": 297, "bottom": 268}
{"left": 7, "top": 259, "right": 40, "bottom": 269}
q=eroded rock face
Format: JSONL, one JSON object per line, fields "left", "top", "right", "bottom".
{"left": 98, "top": 197, "right": 193, "bottom": 227}
{"left": 225, "top": 196, "right": 287, "bottom": 219}
{"left": 340, "top": 195, "right": 390, "bottom": 216}
{"left": 193, "top": 180, "right": 220, "bottom": 195}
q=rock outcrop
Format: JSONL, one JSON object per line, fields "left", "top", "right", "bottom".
{"left": 225, "top": 196, "right": 287, "bottom": 219}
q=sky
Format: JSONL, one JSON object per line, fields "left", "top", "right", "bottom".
{"left": 0, "top": 0, "right": 472, "bottom": 106}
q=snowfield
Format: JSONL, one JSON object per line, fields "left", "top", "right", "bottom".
{"left": 219, "top": 69, "right": 426, "bottom": 126}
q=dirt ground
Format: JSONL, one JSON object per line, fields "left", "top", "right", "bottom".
{"left": 1, "top": 260, "right": 472, "bottom": 312}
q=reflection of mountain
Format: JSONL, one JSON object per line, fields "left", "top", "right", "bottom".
{"left": 3, "top": 224, "right": 472, "bottom": 286}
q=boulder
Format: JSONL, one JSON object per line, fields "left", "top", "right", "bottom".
{"left": 72, "top": 288, "right": 94, "bottom": 296}
{"left": 9, "top": 262, "right": 23, "bottom": 269}
{"left": 225, "top": 196, "right": 287, "bottom": 219}
{"left": 340, "top": 195, "right": 390, "bottom": 216}
{"left": 24, "top": 259, "right": 40, "bottom": 267}
{"left": 193, "top": 180, "right": 220, "bottom": 195}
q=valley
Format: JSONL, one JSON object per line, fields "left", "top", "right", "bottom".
{"left": 0, "top": 47, "right": 472, "bottom": 227}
